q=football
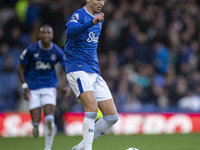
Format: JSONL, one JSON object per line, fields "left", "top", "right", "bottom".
{"left": 126, "top": 148, "right": 139, "bottom": 150}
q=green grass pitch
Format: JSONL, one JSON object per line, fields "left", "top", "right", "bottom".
{"left": 0, "top": 133, "right": 199, "bottom": 150}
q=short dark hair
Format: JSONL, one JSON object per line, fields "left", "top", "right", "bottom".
{"left": 40, "top": 24, "right": 53, "bottom": 32}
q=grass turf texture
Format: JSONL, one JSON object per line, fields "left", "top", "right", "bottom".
{"left": 0, "top": 133, "right": 199, "bottom": 150}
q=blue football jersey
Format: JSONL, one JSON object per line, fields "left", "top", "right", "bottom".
{"left": 64, "top": 7, "right": 103, "bottom": 74}
{"left": 19, "top": 41, "right": 65, "bottom": 90}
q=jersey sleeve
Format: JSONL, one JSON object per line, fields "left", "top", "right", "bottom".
{"left": 56, "top": 47, "right": 65, "bottom": 69}
{"left": 19, "top": 48, "right": 31, "bottom": 65}
{"left": 65, "top": 11, "right": 94, "bottom": 37}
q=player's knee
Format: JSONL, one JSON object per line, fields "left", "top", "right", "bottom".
{"left": 103, "top": 114, "right": 119, "bottom": 124}
{"left": 85, "top": 112, "right": 97, "bottom": 120}
{"left": 31, "top": 120, "right": 40, "bottom": 127}
{"left": 45, "top": 114, "right": 54, "bottom": 124}
{"left": 31, "top": 117, "right": 41, "bottom": 124}
{"left": 84, "top": 105, "right": 98, "bottom": 113}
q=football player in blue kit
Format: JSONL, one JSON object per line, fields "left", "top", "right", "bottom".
{"left": 64, "top": 0, "right": 119, "bottom": 150}
{"left": 17, "top": 25, "right": 65, "bottom": 150}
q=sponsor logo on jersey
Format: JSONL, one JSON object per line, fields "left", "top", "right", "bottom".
{"left": 87, "top": 32, "right": 99, "bottom": 43}
{"left": 36, "top": 61, "right": 51, "bottom": 70}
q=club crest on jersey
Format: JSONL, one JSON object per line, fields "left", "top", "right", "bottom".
{"left": 87, "top": 32, "right": 99, "bottom": 43}
{"left": 73, "top": 13, "right": 79, "bottom": 20}
{"left": 34, "top": 53, "right": 39, "bottom": 58}
{"left": 36, "top": 61, "right": 51, "bottom": 70}
{"left": 51, "top": 54, "right": 56, "bottom": 61}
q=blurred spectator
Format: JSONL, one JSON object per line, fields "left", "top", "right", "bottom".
{"left": 0, "top": 23, "right": 5, "bottom": 44}
{"left": 24, "top": 0, "right": 41, "bottom": 31}
{"left": 152, "top": 42, "right": 169, "bottom": 74}
{"left": 115, "top": 78, "right": 130, "bottom": 111}
{"left": 178, "top": 90, "right": 200, "bottom": 112}
{"left": 1, "top": 55, "right": 15, "bottom": 73}
{"left": 0, "top": 43, "right": 10, "bottom": 56}
{"left": 15, "top": 0, "right": 29, "bottom": 23}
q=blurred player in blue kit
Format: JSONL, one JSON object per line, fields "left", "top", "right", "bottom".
{"left": 17, "top": 25, "right": 65, "bottom": 150}
{"left": 64, "top": 0, "right": 118, "bottom": 150}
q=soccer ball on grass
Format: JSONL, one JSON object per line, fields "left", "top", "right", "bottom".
{"left": 126, "top": 148, "right": 139, "bottom": 150}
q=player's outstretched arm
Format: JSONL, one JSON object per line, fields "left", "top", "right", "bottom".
{"left": 93, "top": 12, "right": 104, "bottom": 25}
{"left": 66, "top": 20, "right": 94, "bottom": 37}
{"left": 17, "top": 63, "right": 30, "bottom": 101}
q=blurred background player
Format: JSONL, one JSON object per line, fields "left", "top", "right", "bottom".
{"left": 17, "top": 24, "right": 65, "bottom": 150}
{"left": 64, "top": 0, "right": 119, "bottom": 150}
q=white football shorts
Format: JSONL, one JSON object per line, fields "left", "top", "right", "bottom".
{"left": 66, "top": 71, "right": 112, "bottom": 102}
{"left": 29, "top": 87, "right": 56, "bottom": 110}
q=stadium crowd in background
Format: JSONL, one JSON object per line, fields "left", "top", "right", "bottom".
{"left": 0, "top": 0, "right": 200, "bottom": 113}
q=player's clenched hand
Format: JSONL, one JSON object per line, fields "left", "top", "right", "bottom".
{"left": 23, "top": 88, "right": 30, "bottom": 101}
{"left": 93, "top": 13, "right": 104, "bottom": 24}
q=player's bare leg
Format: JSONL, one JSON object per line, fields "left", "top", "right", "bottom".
{"left": 78, "top": 91, "right": 98, "bottom": 150}
{"left": 30, "top": 107, "right": 41, "bottom": 138}
{"left": 98, "top": 98, "right": 117, "bottom": 115}
{"left": 43, "top": 104, "right": 55, "bottom": 150}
